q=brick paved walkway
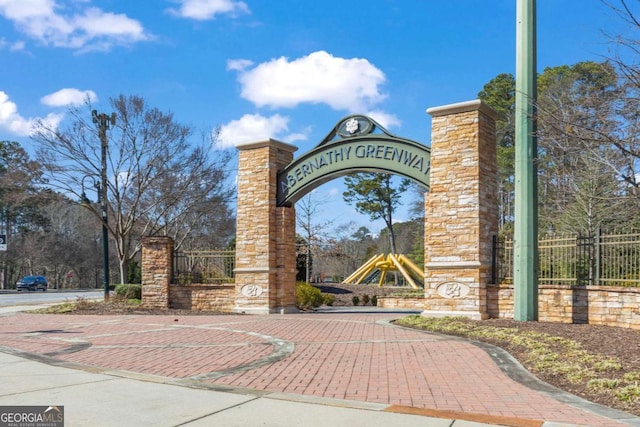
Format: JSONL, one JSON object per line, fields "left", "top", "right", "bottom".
{"left": 0, "top": 311, "right": 633, "bottom": 426}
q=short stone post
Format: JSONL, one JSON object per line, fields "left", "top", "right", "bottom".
{"left": 234, "top": 139, "right": 298, "bottom": 314}
{"left": 141, "top": 236, "right": 174, "bottom": 309}
{"left": 423, "top": 100, "right": 499, "bottom": 320}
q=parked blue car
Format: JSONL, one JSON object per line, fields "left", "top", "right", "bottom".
{"left": 16, "top": 275, "right": 48, "bottom": 291}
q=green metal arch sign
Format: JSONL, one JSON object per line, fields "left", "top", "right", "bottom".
{"left": 277, "top": 115, "right": 431, "bottom": 207}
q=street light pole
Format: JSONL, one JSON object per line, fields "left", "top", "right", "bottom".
{"left": 92, "top": 110, "right": 116, "bottom": 301}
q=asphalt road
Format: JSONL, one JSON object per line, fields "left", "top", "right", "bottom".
{"left": 0, "top": 290, "right": 103, "bottom": 307}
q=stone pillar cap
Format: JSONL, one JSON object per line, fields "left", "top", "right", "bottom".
{"left": 427, "top": 99, "right": 498, "bottom": 120}
{"left": 236, "top": 138, "right": 298, "bottom": 153}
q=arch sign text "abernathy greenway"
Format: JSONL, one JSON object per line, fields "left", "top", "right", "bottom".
{"left": 276, "top": 115, "right": 431, "bottom": 207}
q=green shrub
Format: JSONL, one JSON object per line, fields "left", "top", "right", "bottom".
{"left": 371, "top": 295, "right": 378, "bottom": 306}
{"left": 362, "top": 294, "right": 370, "bottom": 305}
{"left": 352, "top": 295, "right": 360, "bottom": 306}
{"left": 322, "top": 293, "right": 335, "bottom": 306}
{"left": 114, "top": 283, "right": 142, "bottom": 300}
{"left": 296, "top": 282, "right": 324, "bottom": 310}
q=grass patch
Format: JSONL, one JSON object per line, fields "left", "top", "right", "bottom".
{"left": 588, "top": 378, "right": 621, "bottom": 391}
{"left": 624, "top": 371, "right": 640, "bottom": 382}
{"left": 388, "top": 290, "right": 424, "bottom": 298}
{"left": 33, "top": 296, "right": 140, "bottom": 314}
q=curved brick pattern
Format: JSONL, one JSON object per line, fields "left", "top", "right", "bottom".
{"left": 0, "top": 312, "right": 630, "bottom": 426}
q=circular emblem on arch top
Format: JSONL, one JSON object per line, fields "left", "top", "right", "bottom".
{"left": 436, "top": 281, "right": 470, "bottom": 299}
{"left": 337, "top": 116, "right": 373, "bottom": 138}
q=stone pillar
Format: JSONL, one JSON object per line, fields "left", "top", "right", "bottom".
{"left": 234, "top": 139, "right": 298, "bottom": 314}
{"left": 141, "top": 236, "right": 174, "bottom": 309}
{"left": 423, "top": 100, "right": 498, "bottom": 320}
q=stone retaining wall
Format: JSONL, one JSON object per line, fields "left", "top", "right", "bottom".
{"left": 141, "top": 236, "right": 236, "bottom": 312}
{"left": 487, "top": 284, "right": 640, "bottom": 329}
{"left": 380, "top": 285, "right": 640, "bottom": 330}
{"left": 378, "top": 297, "right": 426, "bottom": 310}
{"left": 169, "top": 284, "right": 235, "bottom": 311}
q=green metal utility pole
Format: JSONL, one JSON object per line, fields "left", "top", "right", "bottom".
{"left": 514, "top": 0, "right": 539, "bottom": 321}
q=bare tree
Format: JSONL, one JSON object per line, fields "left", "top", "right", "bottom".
{"left": 0, "top": 140, "right": 52, "bottom": 288}
{"left": 481, "top": 61, "right": 634, "bottom": 235}
{"left": 32, "top": 95, "right": 235, "bottom": 284}
{"left": 534, "top": 61, "right": 630, "bottom": 233}
{"left": 315, "top": 222, "right": 378, "bottom": 282}
{"left": 296, "top": 192, "right": 332, "bottom": 283}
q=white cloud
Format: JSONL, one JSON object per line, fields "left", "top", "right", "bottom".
{"left": 0, "top": 91, "right": 63, "bottom": 136}
{"left": 226, "top": 58, "right": 252, "bottom": 71}
{"left": 167, "top": 0, "right": 250, "bottom": 21}
{"left": 41, "top": 88, "right": 97, "bottom": 106}
{"left": 0, "top": 0, "right": 151, "bottom": 51}
{"left": 0, "top": 37, "right": 24, "bottom": 51}
{"left": 217, "top": 113, "right": 308, "bottom": 148}
{"left": 366, "top": 110, "right": 401, "bottom": 130}
{"left": 9, "top": 39, "right": 24, "bottom": 50}
{"left": 230, "top": 50, "right": 387, "bottom": 112}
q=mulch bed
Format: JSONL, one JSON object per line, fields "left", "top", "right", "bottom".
{"left": 482, "top": 318, "right": 640, "bottom": 416}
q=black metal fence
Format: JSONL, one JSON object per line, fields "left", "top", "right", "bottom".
{"left": 173, "top": 249, "right": 235, "bottom": 285}
{"left": 495, "top": 230, "right": 640, "bottom": 286}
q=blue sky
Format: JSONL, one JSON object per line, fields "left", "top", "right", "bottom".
{"left": 0, "top": 0, "right": 632, "bottom": 236}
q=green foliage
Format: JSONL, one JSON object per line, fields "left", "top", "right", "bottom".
{"left": 477, "top": 61, "right": 635, "bottom": 236}
{"left": 296, "top": 282, "right": 324, "bottom": 310}
{"left": 616, "top": 384, "right": 640, "bottom": 403}
{"left": 588, "top": 378, "right": 620, "bottom": 391}
{"left": 343, "top": 173, "right": 411, "bottom": 254}
{"left": 371, "top": 295, "right": 378, "bottom": 306}
{"left": 478, "top": 73, "right": 515, "bottom": 148}
{"left": 478, "top": 73, "right": 516, "bottom": 233}
{"left": 322, "top": 293, "right": 335, "bottom": 306}
{"left": 409, "top": 235, "right": 424, "bottom": 270}
{"left": 624, "top": 371, "right": 640, "bottom": 382}
{"left": 390, "top": 289, "right": 424, "bottom": 298}
{"left": 114, "top": 283, "right": 142, "bottom": 300}
{"left": 34, "top": 297, "right": 101, "bottom": 314}
{"left": 362, "top": 294, "right": 370, "bottom": 305}
{"left": 343, "top": 173, "right": 408, "bottom": 222}
{"left": 127, "top": 261, "right": 141, "bottom": 284}
{"left": 226, "top": 237, "right": 236, "bottom": 250}
{"left": 352, "top": 295, "right": 360, "bottom": 306}
{"left": 0, "top": 140, "right": 51, "bottom": 234}
{"left": 377, "top": 218, "right": 424, "bottom": 263}
{"left": 296, "top": 235, "right": 311, "bottom": 282}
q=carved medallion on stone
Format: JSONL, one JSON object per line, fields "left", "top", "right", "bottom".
{"left": 436, "top": 281, "right": 470, "bottom": 299}
{"left": 241, "top": 284, "right": 264, "bottom": 297}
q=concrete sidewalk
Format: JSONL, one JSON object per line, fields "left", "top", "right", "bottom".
{"left": 0, "top": 306, "right": 639, "bottom": 427}
{"left": 0, "top": 350, "right": 540, "bottom": 427}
